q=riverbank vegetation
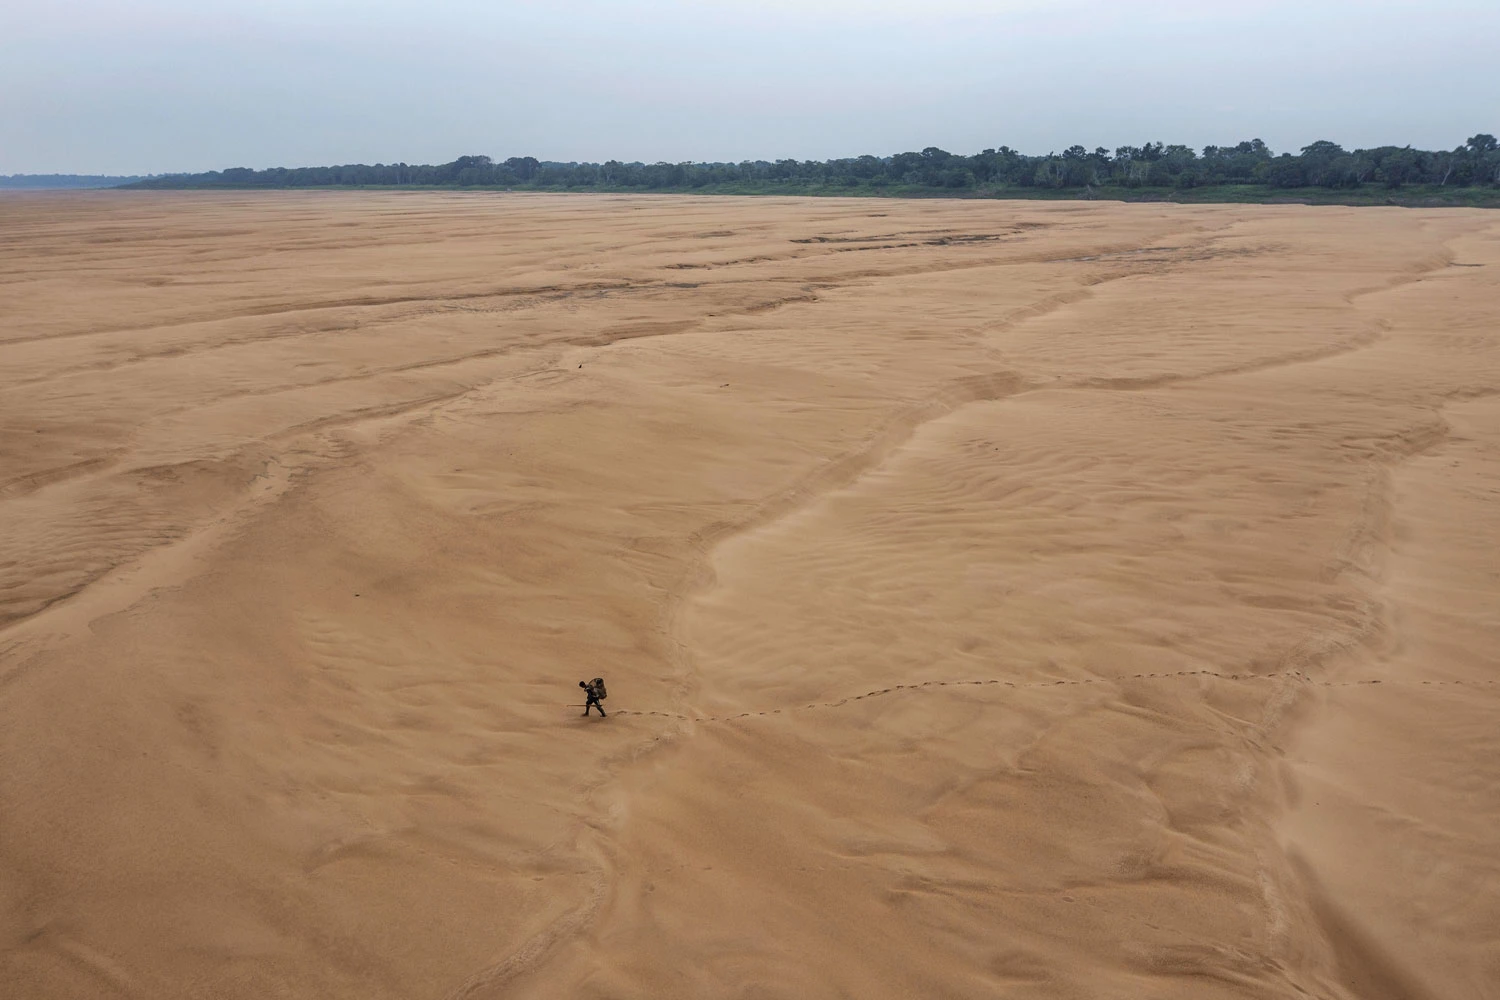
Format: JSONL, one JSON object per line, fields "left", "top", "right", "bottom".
{"left": 124, "top": 135, "right": 1500, "bottom": 206}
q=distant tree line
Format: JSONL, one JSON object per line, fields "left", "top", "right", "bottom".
{"left": 125, "top": 136, "right": 1500, "bottom": 198}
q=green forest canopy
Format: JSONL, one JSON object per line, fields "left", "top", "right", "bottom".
{"left": 127, "top": 135, "right": 1500, "bottom": 200}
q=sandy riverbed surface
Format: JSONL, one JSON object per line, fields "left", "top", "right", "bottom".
{"left": 1, "top": 191, "right": 1497, "bottom": 999}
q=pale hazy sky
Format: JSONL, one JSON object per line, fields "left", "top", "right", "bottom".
{"left": 3, "top": 0, "right": 1496, "bottom": 174}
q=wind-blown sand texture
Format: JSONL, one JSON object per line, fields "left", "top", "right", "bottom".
{"left": 1, "top": 192, "right": 1497, "bottom": 999}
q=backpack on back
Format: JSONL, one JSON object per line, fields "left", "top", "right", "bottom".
{"left": 590, "top": 677, "right": 607, "bottom": 700}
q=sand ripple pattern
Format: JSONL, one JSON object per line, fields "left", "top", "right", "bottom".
{"left": 1, "top": 193, "right": 1497, "bottom": 1000}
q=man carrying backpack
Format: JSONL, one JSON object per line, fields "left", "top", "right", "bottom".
{"left": 579, "top": 677, "right": 607, "bottom": 717}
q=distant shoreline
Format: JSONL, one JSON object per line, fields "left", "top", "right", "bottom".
{"left": 13, "top": 183, "right": 1498, "bottom": 209}
{"left": 13, "top": 136, "right": 1500, "bottom": 207}
{"left": 0, "top": 175, "right": 146, "bottom": 190}
{"left": 103, "top": 137, "right": 1500, "bottom": 208}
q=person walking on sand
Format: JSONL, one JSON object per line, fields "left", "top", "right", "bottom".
{"left": 579, "top": 677, "right": 607, "bottom": 717}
